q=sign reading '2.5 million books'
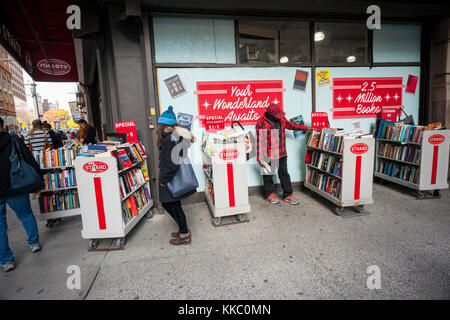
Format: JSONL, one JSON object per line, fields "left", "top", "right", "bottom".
{"left": 195, "top": 80, "right": 284, "bottom": 126}
{"left": 332, "top": 77, "right": 403, "bottom": 119}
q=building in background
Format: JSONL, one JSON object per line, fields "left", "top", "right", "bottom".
{"left": 25, "top": 88, "right": 43, "bottom": 118}
{"left": 8, "top": 57, "right": 27, "bottom": 113}
{"left": 42, "top": 98, "right": 50, "bottom": 113}
{"left": 0, "top": 46, "right": 16, "bottom": 128}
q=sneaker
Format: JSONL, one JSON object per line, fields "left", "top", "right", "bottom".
{"left": 29, "top": 242, "right": 41, "bottom": 253}
{"left": 169, "top": 232, "right": 191, "bottom": 245}
{"left": 265, "top": 193, "right": 280, "bottom": 204}
{"left": 284, "top": 195, "right": 300, "bottom": 205}
{"left": 0, "top": 260, "right": 16, "bottom": 272}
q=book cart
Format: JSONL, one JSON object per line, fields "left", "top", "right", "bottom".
{"left": 305, "top": 129, "right": 375, "bottom": 217}
{"left": 75, "top": 142, "right": 153, "bottom": 250}
{"left": 202, "top": 129, "right": 251, "bottom": 226}
{"left": 374, "top": 125, "right": 449, "bottom": 199}
{"left": 32, "top": 146, "right": 81, "bottom": 227}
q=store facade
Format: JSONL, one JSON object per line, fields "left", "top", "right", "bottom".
{"left": 72, "top": 0, "right": 449, "bottom": 205}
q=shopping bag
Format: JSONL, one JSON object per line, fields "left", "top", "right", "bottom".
{"left": 231, "top": 120, "right": 256, "bottom": 160}
{"left": 9, "top": 134, "right": 45, "bottom": 193}
{"left": 398, "top": 108, "right": 415, "bottom": 125}
{"left": 167, "top": 156, "right": 199, "bottom": 198}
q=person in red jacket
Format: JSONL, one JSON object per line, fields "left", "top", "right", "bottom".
{"left": 256, "top": 104, "right": 312, "bottom": 205}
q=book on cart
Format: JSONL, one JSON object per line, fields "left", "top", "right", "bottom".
{"left": 74, "top": 140, "right": 153, "bottom": 247}
{"left": 305, "top": 129, "right": 375, "bottom": 216}
{"left": 374, "top": 123, "right": 449, "bottom": 193}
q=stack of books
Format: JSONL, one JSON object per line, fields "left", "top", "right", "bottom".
{"left": 112, "top": 143, "right": 145, "bottom": 170}
{"left": 39, "top": 190, "right": 80, "bottom": 213}
{"left": 33, "top": 147, "right": 78, "bottom": 168}
{"left": 376, "top": 159, "right": 420, "bottom": 184}
{"left": 377, "top": 142, "right": 421, "bottom": 164}
{"left": 380, "top": 124, "right": 425, "bottom": 143}
{"left": 307, "top": 169, "right": 341, "bottom": 199}
{"left": 122, "top": 186, "right": 151, "bottom": 224}
{"left": 310, "top": 151, "right": 342, "bottom": 177}
{"left": 119, "top": 168, "right": 147, "bottom": 198}
{"left": 43, "top": 168, "right": 76, "bottom": 190}
{"left": 307, "top": 128, "right": 345, "bottom": 154}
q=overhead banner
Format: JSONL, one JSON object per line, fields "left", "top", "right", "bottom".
{"left": 331, "top": 77, "right": 403, "bottom": 119}
{"left": 195, "top": 80, "right": 284, "bottom": 126}
{"left": 69, "top": 102, "right": 82, "bottom": 122}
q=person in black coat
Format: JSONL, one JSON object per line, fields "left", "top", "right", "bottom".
{"left": 43, "top": 122, "right": 63, "bottom": 148}
{"left": 157, "top": 106, "right": 196, "bottom": 245}
{"left": 0, "top": 117, "right": 42, "bottom": 272}
{"left": 76, "top": 119, "right": 97, "bottom": 145}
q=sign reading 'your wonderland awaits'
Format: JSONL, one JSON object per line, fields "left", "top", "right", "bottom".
{"left": 195, "top": 80, "right": 284, "bottom": 126}
{"left": 332, "top": 77, "right": 403, "bottom": 119}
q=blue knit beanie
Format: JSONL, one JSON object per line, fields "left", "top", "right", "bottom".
{"left": 158, "top": 105, "right": 177, "bottom": 125}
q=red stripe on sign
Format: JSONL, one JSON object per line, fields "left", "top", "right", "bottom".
{"left": 431, "top": 146, "right": 439, "bottom": 185}
{"left": 226, "top": 162, "right": 235, "bottom": 207}
{"left": 93, "top": 177, "right": 107, "bottom": 230}
{"left": 354, "top": 156, "right": 362, "bottom": 200}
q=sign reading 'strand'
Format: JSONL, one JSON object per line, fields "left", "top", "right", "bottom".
{"left": 83, "top": 161, "right": 109, "bottom": 174}
{"left": 332, "top": 77, "right": 403, "bottom": 119}
{"left": 196, "top": 80, "right": 284, "bottom": 126}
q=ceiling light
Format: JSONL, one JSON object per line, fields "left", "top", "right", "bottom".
{"left": 280, "top": 56, "right": 289, "bottom": 63}
{"left": 314, "top": 31, "right": 325, "bottom": 41}
{"left": 347, "top": 55, "right": 356, "bottom": 63}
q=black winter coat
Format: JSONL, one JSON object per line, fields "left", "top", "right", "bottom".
{"left": 0, "top": 132, "right": 43, "bottom": 198}
{"left": 158, "top": 131, "right": 196, "bottom": 203}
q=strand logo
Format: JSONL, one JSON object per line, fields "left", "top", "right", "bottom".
{"left": 219, "top": 149, "right": 239, "bottom": 160}
{"left": 83, "top": 161, "right": 109, "bottom": 173}
{"left": 350, "top": 143, "right": 369, "bottom": 155}
{"left": 37, "top": 58, "right": 71, "bottom": 76}
{"left": 428, "top": 134, "right": 445, "bottom": 145}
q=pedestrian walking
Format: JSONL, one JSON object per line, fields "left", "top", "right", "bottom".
{"left": 157, "top": 106, "right": 197, "bottom": 245}
{"left": 24, "top": 119, "right": 53, "bottom": 152}
{"left": 0, "top": 117, "right": 42, "bottom": 272}
{"left": 43, "top": 122, "right": 63, "bottom": 149}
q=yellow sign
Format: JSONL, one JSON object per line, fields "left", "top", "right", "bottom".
{"left": 317, "top": 69, "right": 331, "bottom": 87}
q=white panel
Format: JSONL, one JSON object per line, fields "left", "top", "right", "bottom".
{"left": 419, "top": 130, "right": 450, "bottom": 190}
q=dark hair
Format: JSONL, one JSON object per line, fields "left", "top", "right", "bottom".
{"left": 0, "top": 117, "right": 4, "bottom": 128}
{"left": 157, "top": 124, "right": 172, "bottom": 150}
{"left": 77, "top": 119, "right": 87, "bottom": 124}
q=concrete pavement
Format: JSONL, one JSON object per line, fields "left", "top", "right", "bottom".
{"left": 1, "top": 182, "right": 449, "bottom": 299}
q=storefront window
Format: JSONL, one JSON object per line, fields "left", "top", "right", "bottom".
{"left": 238, "top": 20, "right": 310, "bottom": 64}
{"left": 314, "top": 22, "right": 367, "bottom": 64}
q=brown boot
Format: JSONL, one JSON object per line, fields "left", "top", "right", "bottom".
{"left": 169, "top": 232, "right": 191, "bottom": 245}
{"left": 171, "top": 229, "right": 190, "bottom": 238}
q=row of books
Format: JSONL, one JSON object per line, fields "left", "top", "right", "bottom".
{"left": 43, "top": 169, "right": 77, "bottom": 190}
{"left": 122, "top": 186, "right": 151, "bottom": 224}
{"left": 376, "top": 159, "right": 420, "bottom": 184}
{"left": 377, "top": 142, "right": 421, "bottom": 165}
{"left": 307, "top": 169, "right": 341, "bottom": 199}
{"left": 380, "top": 124, "right": 425, "bottom": 144}
{"left": 119, "top": 167, "right": 148, "bottom": 198}
{"left": 310, "top": 151, "right": 342, "bottom": 178}
{"left": 307, "top": 128, "right": 344, "bottom": 154}
{"left": 112, "top": 143, "right": 146, "bottom": 170}
{"left": 38, "top": 190, "right": 80, "bottom": 213}
{"left": 33, "top": 147, "right": 78, "bottom": 169}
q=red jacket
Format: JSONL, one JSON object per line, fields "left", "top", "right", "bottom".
{"left": 256, "top": 104, "right": 307, "bottom": 161}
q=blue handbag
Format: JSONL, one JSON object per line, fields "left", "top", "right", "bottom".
{"left": 167, "top": 155, "right": 199, "bottom": 198}
{"left": 9, "top": 134, "right": 45, "bottom": 193}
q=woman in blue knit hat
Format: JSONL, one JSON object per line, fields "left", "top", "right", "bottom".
{"left": 157, "top": 106, "right": 196, "bottom": 245}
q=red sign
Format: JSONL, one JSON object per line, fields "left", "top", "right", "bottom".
{"left": 311, "top": 112, "right": 329, "bottom": 129}
{"left": 36, "top": 58, "right": 72, "bottom": 76}
{"left": 205, "top": 115, "right": 225, "bottom": 133}
{"left": 115, "top": 121, "right": 137, "bottom": 143}
{"left": 219, "top": 149, "right": 239, "bottom": 161}
{"left": 332, "top": 77, "right": 403, "bottom": 119}
{"left": 350, "top": 143, "right": 369, "bottom": 155}
{"left": 428, "top": 134, "right": 445, "bottom": 145}
{"left": 381, "top": 107, "right": 399, "bottom": 122}
{"left": 196, "top": 80, "right": 284, "bottom": 127}
{"left": 83, "top": 161, "right": 109, "bottom": 173}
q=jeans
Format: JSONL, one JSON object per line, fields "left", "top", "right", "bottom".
{"left": 162, "top": 201, "right": 188, "bottom": 234}
{"left": 262, "top": 156, "right": 293, "bottom": 199}
{"left": 0, "top": 193, "right": 39, "bottom": 264}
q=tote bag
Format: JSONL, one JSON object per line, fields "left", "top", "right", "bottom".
{"left": 9, "top": 134, "right": 45, "bottom": 193}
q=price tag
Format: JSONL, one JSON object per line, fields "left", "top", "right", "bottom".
{"left": 311, "top": 112, "right": 329, "bottom": 129}
{"left": 205, "top": 116, "right": 224, "bottom": 133}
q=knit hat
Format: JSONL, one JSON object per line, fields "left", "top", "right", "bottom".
{"left": 158, "top": 105, "right": 177, "bottom": 125}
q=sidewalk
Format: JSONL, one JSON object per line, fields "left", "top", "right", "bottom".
{"left": 1, "top": 182, "right": 449, "bottom": 300}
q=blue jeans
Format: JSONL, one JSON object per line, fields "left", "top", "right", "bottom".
{"left": 0, "top": 193, "right": 39, "bottom": 264}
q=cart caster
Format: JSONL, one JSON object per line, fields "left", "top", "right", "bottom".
{"left": 45, "top": 220, "right": 54, "bottom": 228}
{"left": 334, "top": 207, "right": 344, "bottom": 216}
{"left": 88, "top": 239, "right": 99, "bottom": 250}
{"left": 310, "top": 190, "right": 317, "bottom": 198}
{"left": 212, "top": 217, "right": 222, "bottom": 226}
{"left": 145, "top": 210, "right": 153, "bottom": 219}
{"left": 116, "top": 237, "right": 125, "bottom": 249}
{"left": 433, "top": 190, "right": 440, "bottom": 198}
{"left": 236, "top": 213, "right": 247, "bottom": 222}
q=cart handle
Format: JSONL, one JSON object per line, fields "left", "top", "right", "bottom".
{"left": 231, "top": 120, "right": 245, "bottom": 130}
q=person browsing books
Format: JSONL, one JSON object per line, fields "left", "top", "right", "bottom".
{"left": 24, "top": 119, "right": 53, "bottom": 152}
{"left": 157, "top": 106, "right": 196, "bottom": 245}
{"left": 77, "top": 119, "right": 97, "bottom": 145}
{"left": 256, "top": 103, "right": 313, "bottom": 205}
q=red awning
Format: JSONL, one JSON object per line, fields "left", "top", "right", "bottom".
{"left": 0, "top": 0, "right": 78, "bottom": 82}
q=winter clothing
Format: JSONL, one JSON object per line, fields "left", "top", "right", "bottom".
{"left": 162, "top": 201, "right": 188, "bottom": 234}
{"left": 47, "top": 129, "right": 63, "bottom": 148}
{"left": 158, "top": 106, "right": 177, "bottom": 125}
{"left": 0, "top": 132, "right": 42, "bottom": 199}
{"left": 78, "top": 124, "right": 97, "bottom": 145}
{"left": 158, "top": 125, "right": 196, "bottom": 203}
{"left": 255, "top": 104, "right": 307, "bottom": 161}
{"left": 262, "top": 156, "right": 293, "bottom": 198}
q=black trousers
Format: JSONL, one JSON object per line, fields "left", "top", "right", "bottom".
{"left": 161, "top": 201, "right": 188, "bottom": 234}
{"left": 262, "top": 156, "right": 293, "bottom": 199}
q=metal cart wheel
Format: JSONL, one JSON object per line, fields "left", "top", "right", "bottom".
{"left": 212, "top": 217, "right": 222, "bottom": 226}
{"left": 334, "top": 207, "right": 344, "bottom": 216}
{"left": 433, "top": 190, "right": 440, "bottom": 197}
{"left": 116, "top": 237, "right": 125, "bottom": 249}
{"left": 88, "top": 239, "right": 98, "bottom": 250}
{"left": 236, "top": 213, "right": 247, "bottom": 222}
{"left": 45, "top": 220, "right": 54, "bottom": 228}
{"left": 145, "top": 210, "right": 153, "bottom": 219}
